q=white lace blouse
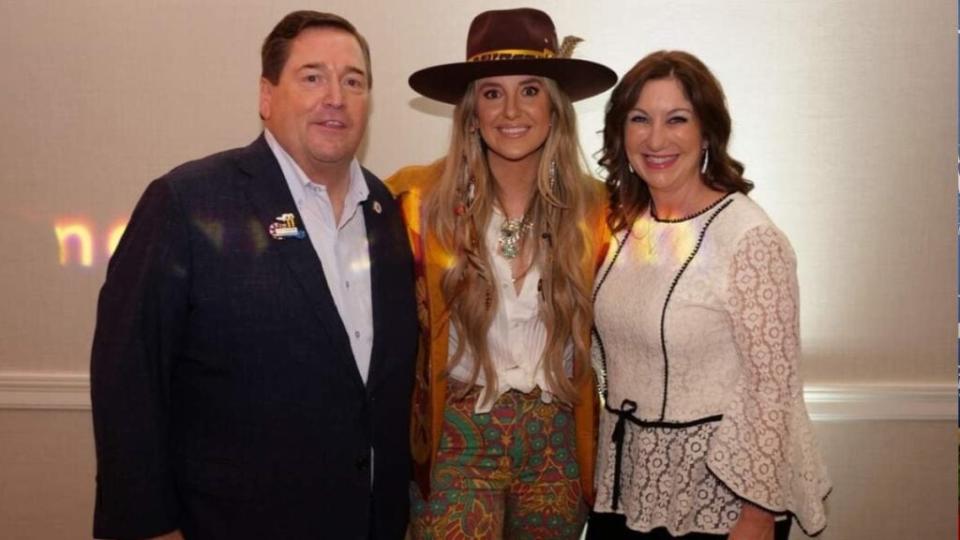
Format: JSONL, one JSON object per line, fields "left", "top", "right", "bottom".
{"left": 591, "top": 193, "right": 830, "bottom": 536}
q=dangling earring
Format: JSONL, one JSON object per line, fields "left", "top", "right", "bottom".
{"left": 549, "top": 159, "right": 557, "bottom": 192}
{"left": 700, "top": 146, "right": 710, "bottom": 175}
{"left": 627, "top": 162, "right": 635, "bottom": 175}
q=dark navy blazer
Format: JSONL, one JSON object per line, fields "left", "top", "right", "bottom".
{"left": 91, "top": 135, "right": 417, "bottom": 539}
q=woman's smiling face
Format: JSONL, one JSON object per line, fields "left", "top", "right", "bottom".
{"left": 474, "top": 75, "right": 552, "bottom": 171}
{"left": 624, "top": 77, "right": 706, "bottom": 197}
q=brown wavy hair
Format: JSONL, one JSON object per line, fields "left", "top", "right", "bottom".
{"left": 599, "top": 50, "right": 753, "bottom": 232}
{"left": 424, "top": 78, "right": 599, "bottom": 408}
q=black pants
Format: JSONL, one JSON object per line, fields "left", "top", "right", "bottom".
{"left": 586, "top": 511, "right": 792, "bottom": 539}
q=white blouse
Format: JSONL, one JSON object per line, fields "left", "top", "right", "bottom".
{"left": 448, "top": 208, "right": 566, "bottom": 413}
{"left": 592, "top": 193, "right": 830, "bottom": 536}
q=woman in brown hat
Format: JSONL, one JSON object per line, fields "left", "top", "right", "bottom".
{"left": 387, "top": 8, "right": 615, "bottom": 539}
{"left": 587, "top": 51, "right": 830, "bottom": 539}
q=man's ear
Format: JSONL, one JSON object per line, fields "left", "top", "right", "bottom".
{"left": 259, "top": 78, "right": 273, "bottom": 121}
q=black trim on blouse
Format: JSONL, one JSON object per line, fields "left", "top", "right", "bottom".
{"left": 657, "top": 197, "right": 733, "bottom": 420}
{"left": 650, "top": 193, "right": 731, "bottom": 223}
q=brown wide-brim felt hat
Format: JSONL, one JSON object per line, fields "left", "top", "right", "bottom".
{"left": 409, "top": 8, "right": 617, "bottom": 104}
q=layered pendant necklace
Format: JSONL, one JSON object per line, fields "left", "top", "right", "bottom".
{"left": 494, "top": 181, "right": 536, "bottom": 263}
{"left": 497, "top": 214, "right": 532, "bottom": 260}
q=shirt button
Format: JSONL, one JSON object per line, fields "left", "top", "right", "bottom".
{"left": 354, "top": 331, "right": 361, "bottom": 338}
{"left": 345, "top": 280, "right": 350, "bottom": 289}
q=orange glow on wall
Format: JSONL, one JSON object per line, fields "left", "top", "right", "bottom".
{"left": 54, "top": 221, "right": 95, "bottom": 267}
{"left": 54, "top": 218, "right": 129, "bottom": 267}
{"left": 106, "top": 222, "right": 127, "bottom": 258}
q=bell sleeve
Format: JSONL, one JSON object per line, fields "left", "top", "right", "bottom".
{"left": 706, "top": 224, "right": 831, "bottom": 535}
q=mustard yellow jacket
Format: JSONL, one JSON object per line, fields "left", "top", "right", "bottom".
{"left": 387, "top": 161, "right": 609, "bottom": 506}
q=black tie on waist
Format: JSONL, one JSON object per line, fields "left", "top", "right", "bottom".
{"left": 606, "top": 399, "right": 723, "bottom": 512}
{"left": 610, "top": 399, "right": 637, "bottom": 511}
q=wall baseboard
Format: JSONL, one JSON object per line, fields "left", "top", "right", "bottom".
{"left": 0, "top": 372, "right": 954, "bottom": 421}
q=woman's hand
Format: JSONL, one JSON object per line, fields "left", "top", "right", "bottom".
{"left": 727, "top": 503, "right": 775, "bottom": 540}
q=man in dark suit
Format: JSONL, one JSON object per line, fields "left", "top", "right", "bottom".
{"left": 90, "top": 11, "right": 417, "bottom": 540}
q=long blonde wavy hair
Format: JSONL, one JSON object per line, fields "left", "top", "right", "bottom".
{"left": 424, "top": 77, "right": 598, "bottom": 407}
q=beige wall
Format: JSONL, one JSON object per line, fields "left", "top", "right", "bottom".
{"left": 0, "top": 410, "right": 95, "bottom": 538}
{"left": 0, "top": 412, "right": 952, "bottom": 539}
{"left": 793, "top": 420, "right": 955, "bottom": 539}
{"left": 0, "top": 0, "right": 955, "bottom": 538}
{"left": 0, "top": 0, "right": 955, "bottom": 384}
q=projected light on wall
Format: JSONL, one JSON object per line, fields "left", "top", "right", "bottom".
{"left": 54, "top": 219, "right": 128, "bottom": 267}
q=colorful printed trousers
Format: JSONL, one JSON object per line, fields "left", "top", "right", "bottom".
{"left": 410, "top": 383, "right": 586, "bottom": 539}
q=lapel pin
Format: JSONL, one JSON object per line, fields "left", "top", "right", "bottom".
{"left": 372, "top": 200, "right": 382, "bottom": 214}
{"left": 269, "top": 212, "right": 306, "bottom": 240}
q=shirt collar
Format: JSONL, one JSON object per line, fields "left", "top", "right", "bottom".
{"left": 263, "top": 129, "right": 369, "bottom": 208}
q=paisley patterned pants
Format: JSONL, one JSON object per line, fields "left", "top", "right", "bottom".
{"left": 410, "top": 383, "right": 586, "bottom": 539}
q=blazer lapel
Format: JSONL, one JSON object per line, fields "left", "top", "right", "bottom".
{"left": 233, "top": 135, "right": 364, "bottom": 392}
{"left": 361, "top": 171, "right": 390, "bottom": 391}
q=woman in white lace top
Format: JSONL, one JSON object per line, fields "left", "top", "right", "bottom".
{"left": 586, "top": 51, "right": 831, "bottom": 540}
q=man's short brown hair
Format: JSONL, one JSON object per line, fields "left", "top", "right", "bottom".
{"left": 261, "top": 10, "right": 372, "bottom": 88}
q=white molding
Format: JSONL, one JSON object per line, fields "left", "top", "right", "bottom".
{"left": 0, "top": 372, "right": 91, "bottom": 411}
{"left": 803, "top": 383, "right": 955, "bottom": 422}
{"left": 0, "top": 372, "right": 955, "bottom": 421}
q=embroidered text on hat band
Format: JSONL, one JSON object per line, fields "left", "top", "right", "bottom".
{"left": 468, "top": 48, "right": 555, "bottom": 62}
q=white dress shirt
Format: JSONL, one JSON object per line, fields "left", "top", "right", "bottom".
{"left": 264, "top": 130, "right": 374, "bottom": 384}
{"left": 448, "top": 207, "right": 570, "bottom": 413}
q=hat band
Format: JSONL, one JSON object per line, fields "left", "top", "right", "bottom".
{"left": 467, "top": 48, "right": 556, "bottom": 62}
